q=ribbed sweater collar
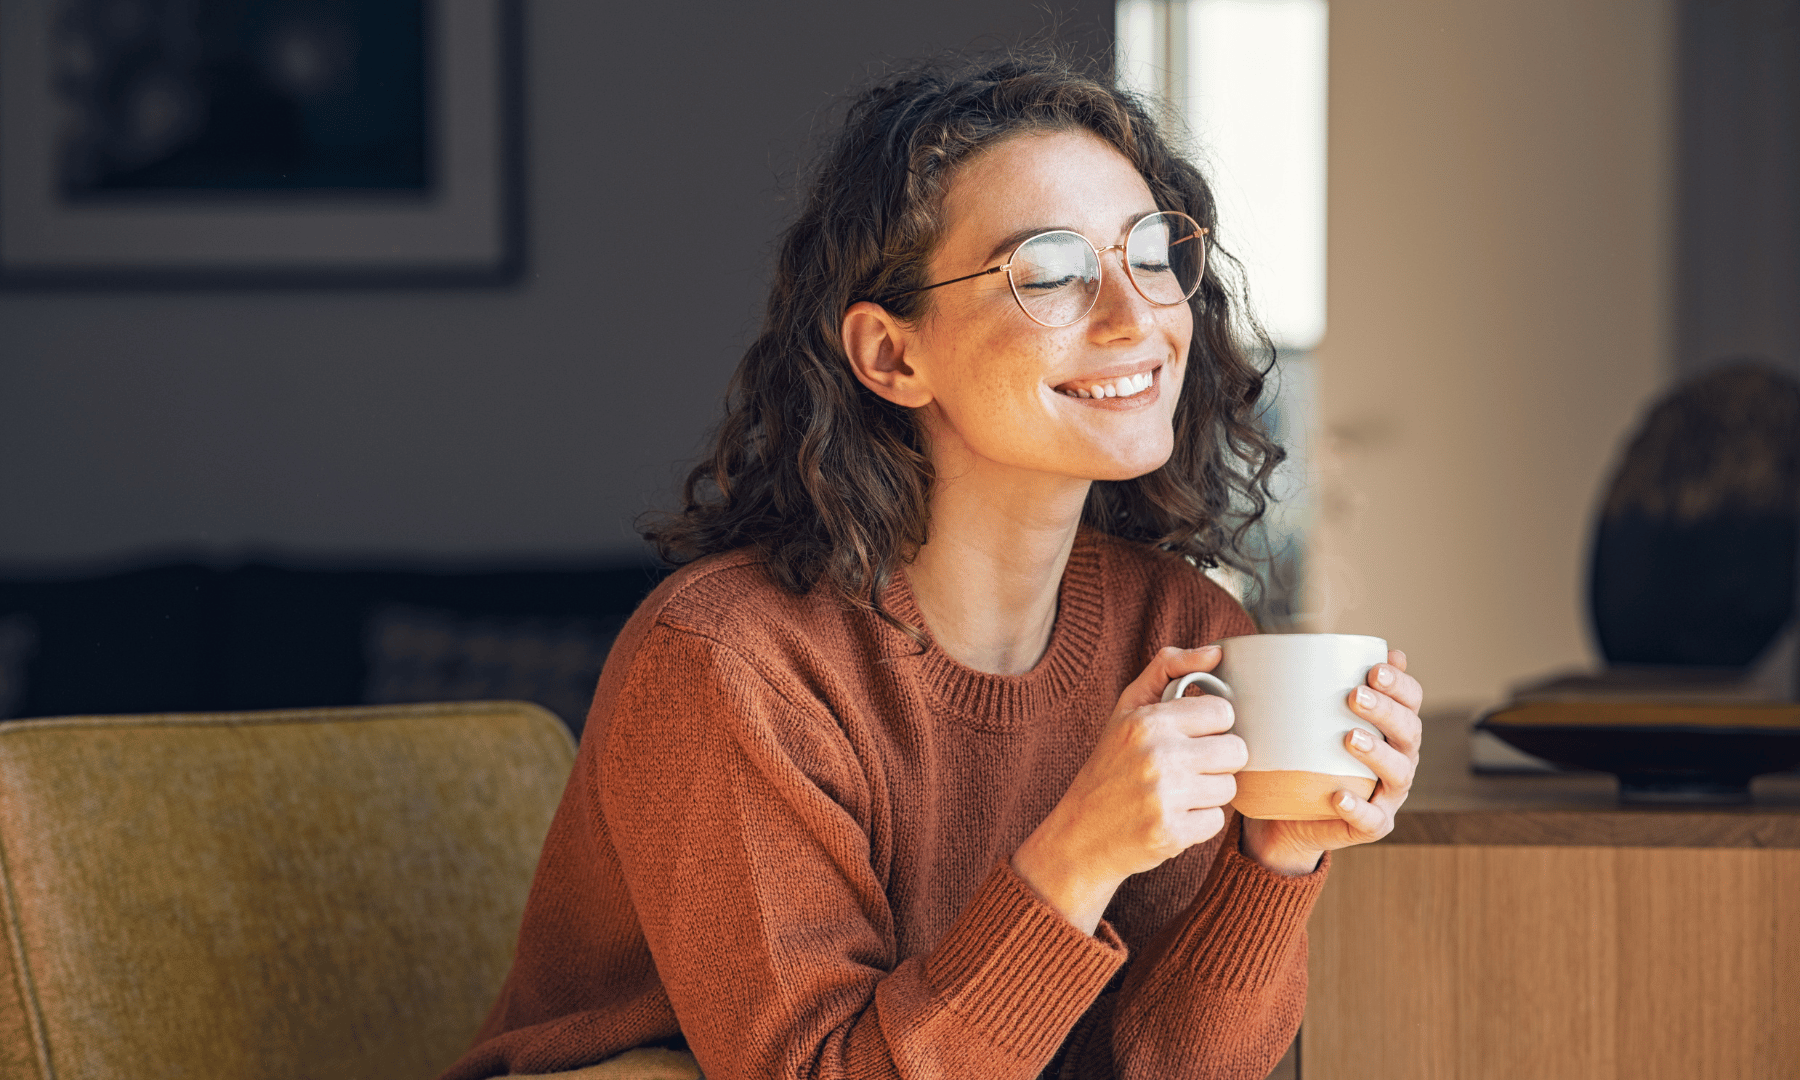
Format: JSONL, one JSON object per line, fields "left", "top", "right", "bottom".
{"left": 883, "top": 529, "right": 1109, "bottom": 732}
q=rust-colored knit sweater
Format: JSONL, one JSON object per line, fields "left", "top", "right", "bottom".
{"left": 442, "top": 529, "right": 1328, "bottom": 1080}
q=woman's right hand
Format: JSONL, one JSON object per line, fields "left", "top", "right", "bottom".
{"left": 1010, "top": 645, "right": 1246, "bottom": 935}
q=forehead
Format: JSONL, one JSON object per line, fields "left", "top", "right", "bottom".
{"left": 936, "top": 129, "right": 1159, "bottom": 257}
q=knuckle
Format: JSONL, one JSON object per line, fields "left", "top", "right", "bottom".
{"left": 1122, "top": 708, "right": 1158, "bottom": 742}
{"left": 1199, "top": 695, "right": 1234, "bottom": 722}
{"left": 1134, "top": 729, "right": 1170, "bottom": 762}
{"left": 1205, "top": 772, "right": 1237, "bottom": 806}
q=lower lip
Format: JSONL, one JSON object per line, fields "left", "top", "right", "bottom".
{"left": 1056, "top": 367, "right": 1163, "bottom": 411}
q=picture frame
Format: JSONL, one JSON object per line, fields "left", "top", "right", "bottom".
{"left": 0, "top": 0, "right": 522, "bottom": 287}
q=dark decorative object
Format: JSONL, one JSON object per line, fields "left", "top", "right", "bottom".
{"left": 1478, "top": 673, "right": 1800, "bottom": 804}
{"left": 1480, "top": 720, "right": 1800, "bottom": 804}
{"left": 1589, "top": 362, "right": 1800, "bottom": 667}
{"left": 1482, "top": 362, "right": 1800, "bottom": 801}
{"left": 0, "top": 0, "right": 521, "bottom": 285}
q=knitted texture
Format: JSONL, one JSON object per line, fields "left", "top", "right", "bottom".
{"left": 441, "top": 530, "right": 1328, "bottom": 1080}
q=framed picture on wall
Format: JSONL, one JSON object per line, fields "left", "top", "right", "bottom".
{"left": 0, "top": 0, "right": 521, "bottom": 286}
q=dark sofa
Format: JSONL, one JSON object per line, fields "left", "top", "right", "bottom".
{"left": 0, "top": 559, "right": 667, "bottom": 739}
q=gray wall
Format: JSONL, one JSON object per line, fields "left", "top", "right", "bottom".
{"left": 1310, "top": 0, "right": 1675, "bottom": 704}
{"left": 1675, "top": 0, "right": 1800, "bottom": 379}
{"left": 0, "top": 1, "right": 1110, "bottom": 568}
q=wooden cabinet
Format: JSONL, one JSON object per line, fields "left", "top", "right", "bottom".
{"left": 1300, "top": 716, "right": 1800, "bottom": 1079}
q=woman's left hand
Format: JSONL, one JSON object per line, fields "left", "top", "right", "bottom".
{"left": 1239, "top": 649, "right": 1424, "bottom": 876}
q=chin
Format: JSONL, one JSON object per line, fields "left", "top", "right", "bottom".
{"left": 1085, "top": 447, "right": 1175, "bottom": 483}
{"left": 1077, "top": 414, "right": 1178, "bottom": 482}
{"left": 1089, "top": 465, "right": 1167, "bottom": 484}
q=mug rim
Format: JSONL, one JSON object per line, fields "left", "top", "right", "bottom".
{"left": 1213, "top": 632, "right": 1387, "bottom": 649}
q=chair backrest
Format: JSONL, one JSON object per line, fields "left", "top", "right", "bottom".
{"left": 0, "top": 701, "right": 574, "bottom": 1080}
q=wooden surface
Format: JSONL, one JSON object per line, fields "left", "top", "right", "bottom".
{"left": 1305, "top": 844, "right": 1800, "bottom": 1079}
{"left": 1303, "top": 713, "right": 1800, "bottom": 1078}
{"left": 1484, "top": 701, "right": 1800, "bottom": 728}
{"left": 1387, "top": 712, "right": 1800, "bottom": 846}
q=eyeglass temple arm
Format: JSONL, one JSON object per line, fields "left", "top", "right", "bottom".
{"left": 885, "top": 264, "right": 1006, "bottom": 301}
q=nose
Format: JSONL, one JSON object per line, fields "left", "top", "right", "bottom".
{"left": 1086, "top": 244, "right": 1155, "bottom": 340}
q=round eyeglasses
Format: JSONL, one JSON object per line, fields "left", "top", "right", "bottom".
{"left": 887, "top": 210, "right": 1208, "bottom": 328}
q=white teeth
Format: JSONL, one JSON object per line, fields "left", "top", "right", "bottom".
{"left": 1060, "top": 370, "right": 1155, "bottom": 399}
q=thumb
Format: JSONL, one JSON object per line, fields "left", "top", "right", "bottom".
{"left": 1117, "top": 644, "right": 1223, "bottom": 712}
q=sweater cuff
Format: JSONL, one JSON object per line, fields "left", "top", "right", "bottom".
{"left": 923, "top": 860, "right": 1127, "bottom": 1062}
{"left": 1170, "top": 815, "right": 1330, "bottom": 991}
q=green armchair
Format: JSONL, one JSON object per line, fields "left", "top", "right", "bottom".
{"left": 0, "top": 702, "right": 573, "bottom": 1080}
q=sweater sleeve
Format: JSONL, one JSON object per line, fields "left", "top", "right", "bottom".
{"left": 599, "top": 624, "right": 1126, "bottom": 1080}
{"left": 1054, "top": 814, "right": 1327, "bottom": 1080}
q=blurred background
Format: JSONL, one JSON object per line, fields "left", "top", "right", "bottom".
{"left": 0, "top": 0, "right": 1794, "bottom": 727}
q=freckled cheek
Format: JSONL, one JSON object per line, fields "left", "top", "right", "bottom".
{"left": 1163, "top": 301, "right": 1195, "bottom": 341}
{"left": 961, "top": 330, "right": 1060, "bottom": 405}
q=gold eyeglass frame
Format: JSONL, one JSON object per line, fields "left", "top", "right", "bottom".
{"left": 885, "top": 210, "right": 1209, "bottom": 328}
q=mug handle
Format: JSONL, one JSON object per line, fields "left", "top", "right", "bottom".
{"left": 1161, "top": 670, "right": 1233, "bottom": 703}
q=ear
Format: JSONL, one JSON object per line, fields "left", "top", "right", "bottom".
{"left": 841, "top": 301, "right": 933, "bottom": 409}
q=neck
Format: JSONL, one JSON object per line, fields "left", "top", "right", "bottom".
{"left": 905, "top": 452, "right": 1091, "bottom": 676}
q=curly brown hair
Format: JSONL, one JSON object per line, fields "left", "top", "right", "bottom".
{"left": 641, "top": 51, "right": 1285, "bottom": 617}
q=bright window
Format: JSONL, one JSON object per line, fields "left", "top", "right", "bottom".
{"left": 1117, "top": 0, "right": 1327, "bottom": 351}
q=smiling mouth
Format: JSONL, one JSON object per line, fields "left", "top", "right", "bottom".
{"left": 1055, "top": 368, "right": 1157, "bottom": 399}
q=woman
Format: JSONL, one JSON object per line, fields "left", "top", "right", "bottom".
{"left": 443, "top": 53, "right": 1423, "bottom": 1080}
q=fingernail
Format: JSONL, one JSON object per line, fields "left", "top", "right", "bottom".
{"left": 1354, "top": 686, "right": 1377, "bottom": 710}
{"left": 1350, "top": 728, "right": 1375, "bottom": 751}
{"left": 1199, "top": 644, "right": 1222, "bottom": 656}
{"left": 1375, "top": 665, "right": 1395, "bottom": 688}
{"left": 1337, "top": 791, "right": 1355, "bottom": 811}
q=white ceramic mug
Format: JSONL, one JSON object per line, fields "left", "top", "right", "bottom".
{"left": 1161, "top": 633, "right": 1389, "bottom": 820}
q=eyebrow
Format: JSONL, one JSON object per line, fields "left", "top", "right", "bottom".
{"left": 975, "top": 211, "right": 1161, "bottom": 267}
{"left": 979, "top": 225, "right": 1063, "bottom": 266}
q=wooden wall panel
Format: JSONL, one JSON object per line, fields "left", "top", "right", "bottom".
{"left": 1306, "top": 846, "right": 1461, "bottom": 1077}
{"left": 1304, "top": 845, "right": 1800, "bottom": 1079}
{"left": 1614, "top": 849, "right": 1800, "bottom": 1079}
{"left": 1450, "top": 848, "right": 1618, "bottom": 1078}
